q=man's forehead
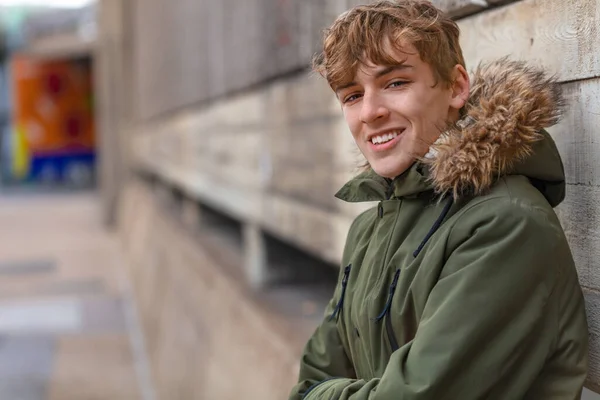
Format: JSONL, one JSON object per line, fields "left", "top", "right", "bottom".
{"left": 355, "top": 47, "right": 418, "bottom": 77}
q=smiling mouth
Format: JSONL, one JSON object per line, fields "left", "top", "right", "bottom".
{"left": 369, "top": 129, "right": 404, "bottom": 144}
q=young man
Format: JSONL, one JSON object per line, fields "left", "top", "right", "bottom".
{"left": 289, "top": 1, "right": 589, "bottom": 399}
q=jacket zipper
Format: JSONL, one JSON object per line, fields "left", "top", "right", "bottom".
{"left": 374, "top": 269, "right": 401, "bottom": 352}
{"left": 376, "top": 181, "right": 400, "bottom": 350}
{"left": 329, "top": 264, "right": 352, "bottom": 322}
{"left": 378, "top": 181, "right": 395, "bottom": 219}
{"left": 385, "top": 312, "right": 400, "bottom": 352}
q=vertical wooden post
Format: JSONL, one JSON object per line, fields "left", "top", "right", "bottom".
{"left": 243, "top": 223, "right": 268, "bottom": 289}
{"left": 96, "top": 0, "right": 135, "bottom": 227}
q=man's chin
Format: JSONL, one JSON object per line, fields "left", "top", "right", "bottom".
{"left": 371, "top": 162, "right": 410, "bottom": 179}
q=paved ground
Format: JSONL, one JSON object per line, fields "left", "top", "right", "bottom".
{"left": 0, "top": 190, "right": 149, "bottom": 400}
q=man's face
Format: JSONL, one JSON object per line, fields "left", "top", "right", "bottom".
{"left": 336, "top": 44, "right": 465, "bottom": 178}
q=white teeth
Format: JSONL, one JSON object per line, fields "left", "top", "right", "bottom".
{"left": 371, "top": 131, "right": 399, "bottom": 144}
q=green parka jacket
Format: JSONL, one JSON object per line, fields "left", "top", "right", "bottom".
{"left": 289, "top": 60, "right": 589, "bottom": 400}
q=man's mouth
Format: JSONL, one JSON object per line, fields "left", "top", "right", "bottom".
{"left": 369, "top": 129, "right": 404, "bottom": 144}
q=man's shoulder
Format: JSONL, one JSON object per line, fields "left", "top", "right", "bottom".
{"left": 446, "top": 175, "right": 565, "bottom": 246}
{"left": 462, "top": 175, "right": 558, "bottom": 218}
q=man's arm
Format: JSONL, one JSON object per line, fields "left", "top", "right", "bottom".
{"left": 288, "top": 288, "right": 356, "bottom": 400}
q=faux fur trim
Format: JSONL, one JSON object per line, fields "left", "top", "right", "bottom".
{"left": 423, "top": 58, "right": 565, "bottom": 198}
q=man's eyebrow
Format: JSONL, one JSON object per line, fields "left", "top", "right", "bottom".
{"left": 334, "top": 64, "right": 413, "bottom": 93}
{"left": 335, "top": 81, "right": 358, "bottom": 93}
{"left": 374, "top": 64, "right": 413, "bottom": 78}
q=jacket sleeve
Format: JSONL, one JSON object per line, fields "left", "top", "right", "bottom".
{"left": 288, "top": 272, "right": 357, "bottom": 400}
{"left": 302, "top": 198, "right": 574, "bottom": 400}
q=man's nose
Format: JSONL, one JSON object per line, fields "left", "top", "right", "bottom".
{"left": 359, "top": 94, "right": 390, "bottom": 124}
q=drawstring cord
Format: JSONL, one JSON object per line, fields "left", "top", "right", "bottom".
{"left": 329, "top": 264, "right": 352, "bottom": 322}
{"left": 413, "top": 196, "right": 454, "bottom": 258}
{"left": 374, "top": 269, "right": 401, "bottom": 322}
{"left": 370, "top": 193, "right": 453, "bottom": 328}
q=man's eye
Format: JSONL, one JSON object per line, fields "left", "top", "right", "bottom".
{"left": 388, "top": 81, "right": 408, "bottom": 88}
{"left": 343, "top": 94, "right": 362, "bottom": 103}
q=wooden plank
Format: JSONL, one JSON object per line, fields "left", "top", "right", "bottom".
{"left": 459, "top": 0, "right": 600, "bottom": 82}
{"left": 582, "top": 289, "right": 600, "bottom": 392}
{"left": 548, "top": 79, "right": 600, "bottom": 186}
{"left": 554, "top": 184, "right": 600, "bottom": 291}
{"left": 432, "top": 0, "right": 488, "bottom": 18}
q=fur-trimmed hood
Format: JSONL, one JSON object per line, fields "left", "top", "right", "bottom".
{"left": 336, "top": 58, "right": 567, "bottom": 207}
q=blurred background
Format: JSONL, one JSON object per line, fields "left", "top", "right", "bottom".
{"left": 0, "top": 0, "right": 600, "bottom": 399}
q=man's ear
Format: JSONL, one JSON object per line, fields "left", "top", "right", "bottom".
{"left": 450, "top": 64, "right": 470, "bottom": 110}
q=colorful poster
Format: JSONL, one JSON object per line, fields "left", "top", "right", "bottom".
{"left": 9, "top": 54, "right": 95, "bottom": 186}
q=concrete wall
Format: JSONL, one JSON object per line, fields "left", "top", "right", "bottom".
{"left": 119, "top": 180, "right": 316, "bottom": 399}
{"left": 110, "top": 0, "right": 600, "bottom": 396}
{"left": 95, "top": 0, "right": 135, "bottom": 225}
{"left": 130, "top": 74, "right": 367, "bottom": 268}
{"left": 132, "top": 0, "right": 329, "bottom": 121}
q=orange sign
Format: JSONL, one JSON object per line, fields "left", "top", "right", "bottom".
{"left": 10, "top": 54, "right": 95, "bottom": 181}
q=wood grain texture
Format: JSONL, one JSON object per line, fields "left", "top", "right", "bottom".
{"left": 548, "top": 80, "right": 600, "bottom": 287}
{"left": 548, "top": 79, "right": 600, "bottom": 186}
{"left": 459, "top": 0, "right": 600, "bottom": 82}
{"left": 583, "top": 289, "right": 600, "bottom": 392}
{"left": 555, "top": 184, "right": 600, "bottom": 290}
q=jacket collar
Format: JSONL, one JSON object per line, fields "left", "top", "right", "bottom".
{"left": 335, "top": 162, "right": 432, "bottom": 202}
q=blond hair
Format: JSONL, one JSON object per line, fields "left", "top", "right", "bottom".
{"left": 314, "top": 0, "right": 465, "bottom": 90}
